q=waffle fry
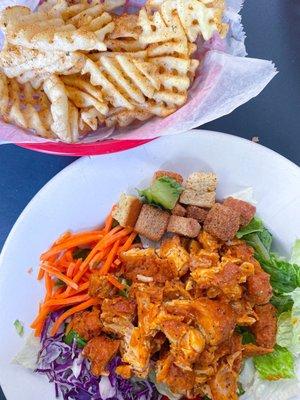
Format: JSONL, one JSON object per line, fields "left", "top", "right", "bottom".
{"left": 147, "top": 0, "right": 227, "bottom": 42}
{"left": 105, "top": 108, "right": 152, "bottom": 128}
{"left": 0, "top": 46, "right": 85, "bottom": 78}
{"left": 80, "top": 107, "right": 105, "bottom": 131}
{"left": 0, "top": 72, "right": 9, "bottom": 116}
{"left": 65, "top": 85, "right": 108, "bottom": 115}
{"left": 0, "top": 0, "right": 227, "bottom": 141}
{"left": 43, "top": 75, "right": 73, "bottom": 142}
{"left": 0, "top": 75, "right": 53, "bottom": 137}
{"left": 1, "top": 6, "right": 108, "bottom": 52}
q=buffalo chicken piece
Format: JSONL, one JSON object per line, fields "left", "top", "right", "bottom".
{"left": 83, "top": 336, "right": 120, "bottom": 376}
{"left": 209, "top": 360, "right": 238, "bottom": 400}
{"left": 192, "top": 299, "right": 236, "bottom": 346}
{"left": 101, "top": 296, "right": 136, "bottom": 337}
{"left": 247, "top": 271, "right": 273, "bottom": 305}
{"left": 89, "top": 274, "right": 117, "bottom": 299}
{"left": 158, "top": 236, "right": 190, "bottom": 276}
{"left": 121, "top": 248, "right": 177, "bottom": 283}
{"left": 68, "top": 309, "right": 102, "bottom": 341}
{"left": 251, "top": 303, "right": 277, "bottom": 348}
{"left": 156, "top": 354, "right": 196, "bottom": 397}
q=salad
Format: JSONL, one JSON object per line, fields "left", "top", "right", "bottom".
{"left": 15, "top": 169, "right": 300, "bottom": 400}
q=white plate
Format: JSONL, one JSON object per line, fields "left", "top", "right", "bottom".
{"left": 0, "top": 130, "right": 300, "bottom": 400}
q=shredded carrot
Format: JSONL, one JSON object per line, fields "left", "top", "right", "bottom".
{"left": 50, "top": 298, "right": 99, "bottom": 336}
{"left": 107, "top": 274, "right": 125, "bottom": 290}
{"left": 40, "top": 263, "right": 79, "bottom": 290}
{"left": 45, "top": 273, "right": 53, "bottom": 301}
{"left": 41, "top": 233, "right": 104, "bottom": 260}
{"left": 119, "top": 231, "right": 137, "bottom": 253}
{"left": 32, "top": 211, "right": 134, "bottom": 337}
{"left": 44, "top": 293, "right": 90, "bottom": 307}
{"left": 100, "top": 240, "right": 120, "bottom": 275}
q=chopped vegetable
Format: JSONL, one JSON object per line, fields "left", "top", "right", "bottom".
{"left": 276, "top": 288, "right": 300, "bottom": 356}
{"left": 257, "top": 254, "right": 300, "bottom": 294}
{"left": 72, "top": 248, "right": 91, "bottom": 260}
{"left": 14, "top": 319, "right": 24, "bottom": 336}
{"left": 118, "top": 278, "right": 132, "bottom": 298}
{"left": 55, "top": 278, "right": 66, "bottom": 288}
{"left": 237, "top": 382, "right": 245, "bottom": 396}
{"left": 236, "top": 217, "right": 264, "bottom": 238}
{"left": 253, "top": 345, "right": 295, "bottom": 380}
{"left": 291, "top": 239, "right": 300, "bottom": 265}
{"left": 64, "top": 329, "right": 87, "bottom": 348}
{"left": 31, "top": 210, "right": 135, "bottom": 337}
{"left": 138, "top": 177, "right": 183, "bottom": 210}
{"left": 37, "top": 312, "right": 161, "bottom": 400}
{"left": 235, "top": 326, "right": 255, "bottom": 344}
{"left": 237, "top": 217, "right": 272, "bottom": 259}
{"left": 271, "top": 293, "right": 293, "bottom": 314}
{"left": 107, "top": 274, "right": 125, "bottom": 290}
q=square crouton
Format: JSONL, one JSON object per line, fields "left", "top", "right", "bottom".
{"left": 185, "top": 172, "right": 217, "bottom": 193}
{"left": 186, "top": 205, "right": 208, "bottom": 223}
{"left": 180, "top": 189, "right": 215, "bottom": 208}
{"left": 203, "top": 203, "right": 240, "bottom": 241}
{"left": 153, "top": 170, "right": 183, "bottom": 184}
{"left": 223, "top": 197, "right": 256, "bottom": 227}
{"left": 167, "top": 215, "right": 201, "bottom": 238}
{"left": 135, "top": 204, "right": 170, "bottom": 241}
{"left": 172, "top": 203, "right": 187, "bottom": 217}
{"left": 112, "top": 194, "right": 142, "bottom": 228}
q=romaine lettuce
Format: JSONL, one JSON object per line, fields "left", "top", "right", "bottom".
{"left": 276, "top": 288, "right": 300, "bottom": 356}
{"left": 291, "top": 239, "right": 300, "bottom": 265}
{"left": 253, "top": 345, "right": 295, "bottom": 380}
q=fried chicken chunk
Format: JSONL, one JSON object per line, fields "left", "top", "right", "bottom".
{"left": 68, "top": 309, "right": 102, "bottom": 341}
{"left": 83, "top": 336, "right": 120, "bottom": 376}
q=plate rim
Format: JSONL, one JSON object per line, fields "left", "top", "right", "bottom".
{"left": 0, "top": 129, "right": 299, "bottom": 399}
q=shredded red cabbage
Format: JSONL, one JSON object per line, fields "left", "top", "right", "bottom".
{"left": 36, "top": 311, "right": 162, "bottom": 400}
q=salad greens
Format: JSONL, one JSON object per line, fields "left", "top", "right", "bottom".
{"left": 253, "top": 345, "right": 295, "bottom": 380}
{"left": 237, "top": 216, "right": 300, "bottom": 383}
{"left": 118, "top": 278, "right": 132, "bottom": 298}
{"left": 14, "top": 319, "right": 24, "bottom": 336}
{"left": 72, "top": 247, "right": 91, "bottom": 260}
{"left": 138, "top": 177, "right": 183, "bottom": 210}
{"left": 276, "top": 288, "right": 300, "bottom": 356}
{"left": 64, "top": 329, "right": 87, "bottom": 348}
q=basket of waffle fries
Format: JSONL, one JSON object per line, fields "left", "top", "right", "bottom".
{"left": 0, "top": 0, "right": 277, "bottom": 155}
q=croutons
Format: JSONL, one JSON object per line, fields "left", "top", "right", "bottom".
{"left": 223, "top": 197, "right": 256, "bottom": 227}
{"left": 167, "top": 215, "right": 200, "bottom": 238}
{"left": 203, "top": 203, "right": 240, "bottom": 241}
{"left": 112, "top": 194, "right": 142, "bottom": 228}
{"left": 180, "top": 172, "right": 217, "bottom": 208}
{"left": 180, "top": 190, "right": 215, "bottom": 208}
{"left": 135, "top": 204, "right": 170, "bottom": 241}
{"left": 172, "top": 203, "right": 187, "bottom": 217}
{"left": 186, "top": 205, "right": 208, "bottom": 222}
{"left": 153, "top": 170, "right": 183, "bottom": 184}
{"left": 185, "top": 172, "right": 217, "bottom": 192}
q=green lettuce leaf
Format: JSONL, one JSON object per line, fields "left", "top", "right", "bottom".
{"left": 257, "top": 254, "right": 300, "bottom": 294}
{"left": 236, "top": 217, "right": 264, "bottom": 238}
{"left": 138, "top": 177, "right": 183, "bottom": 210}
{"left": 276, "top": 288, "right": 300, "bottom": 356}
{"left": 291, "top": 239, "right": 300, "bottom": 265}
{"left": 271, "top": 293, "right": 293, "bottom": 314}
{"left": 253, "top": 345, "right": 295, "bottom": 380}
{"left": 14, "top": 319, "right": 24, "bottom": 336}
{"left": 237, "top": 217, "right": 272, "bottom": 259}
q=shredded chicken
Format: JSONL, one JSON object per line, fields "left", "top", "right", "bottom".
{"left": 69, "top": 233, "right": 276, "bottom": 399}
